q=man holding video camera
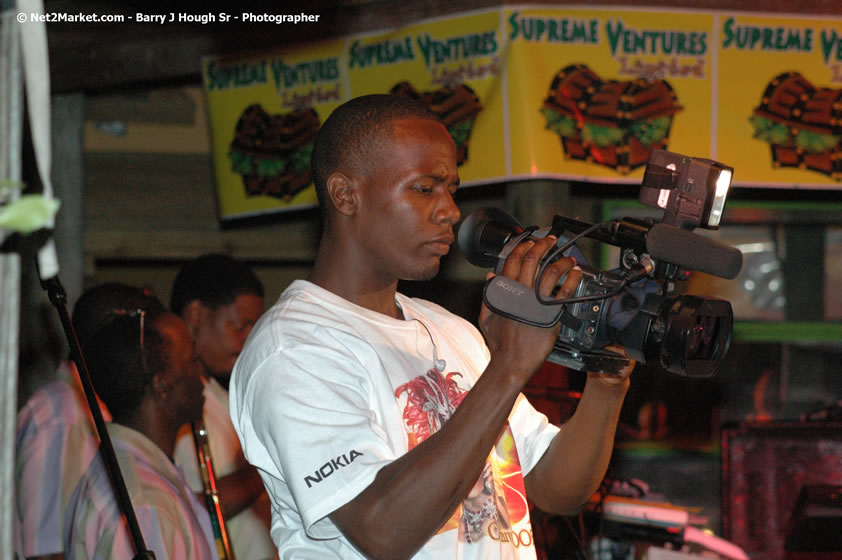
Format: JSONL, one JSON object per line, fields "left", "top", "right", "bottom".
{"left": 228, "top": 94, "right": 633, "bottom": 559}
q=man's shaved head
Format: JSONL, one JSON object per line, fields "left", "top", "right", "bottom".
{"left": 310, "top": 94, "right": 442, "bottom": 222}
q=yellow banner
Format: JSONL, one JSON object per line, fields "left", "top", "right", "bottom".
{"left": 506, "top": 6, "right": 713, "bottom": 184}
{"left": 717, "top": 13, "right": 842, "bottom": 187}
{"left": 345, "top": 10, "right": 505, "bottom": 184}
{"left": 202, "top": 39, "right": 346, "bottom": 220}
{"left": 202, "top": 6, "right": 842, "bottom": 220}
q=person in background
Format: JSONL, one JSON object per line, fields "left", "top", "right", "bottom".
{"left": 64, "top": 300, "right": 218, "bottom": 559}
{"left": 14, "top": 283, "right": 160, "bottom": 560}
{"left": 229, "top": 94, "right": 634, "bottom": 558}
{"left": 170, "top": 253, "right": 275, "bottom": 560}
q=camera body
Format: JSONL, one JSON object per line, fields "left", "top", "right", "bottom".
{"left": 458, "top": 150, "right": 741, "bottom": 377}
{"left": 549, "top": 263, "right": 734, "bottom": 378}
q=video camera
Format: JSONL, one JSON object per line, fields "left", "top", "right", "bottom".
{"left": 457, "top": 149, "right": 742, "bottom": 378}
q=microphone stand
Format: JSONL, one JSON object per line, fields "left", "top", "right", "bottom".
{"left": 40, "top": 271, "right": 156, "bottom": 560}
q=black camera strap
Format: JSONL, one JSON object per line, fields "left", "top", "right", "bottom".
{"left": 558, "top": 308, "right": 583, "bottom": 331}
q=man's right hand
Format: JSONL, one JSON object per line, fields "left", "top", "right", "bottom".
{"left": 478, "top": 235, "right": 581, "bottom": 385}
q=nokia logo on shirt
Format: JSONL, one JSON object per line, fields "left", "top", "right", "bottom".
{"left": 304, "top": 450, "right": 364, "bottom": 488}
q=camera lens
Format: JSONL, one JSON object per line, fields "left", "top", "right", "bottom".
{"left": 686, "top": 322, "right": 703, "bottom": 358}
{"left": 657, "top": 296, "right": 733, "bottom": 377}
{"left": 686, "top": 315, "right": 718, "bottom": 360}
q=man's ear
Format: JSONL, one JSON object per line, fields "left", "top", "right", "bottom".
{"left": 183, "top": 300, "right": 205, "bottom": 337}
{"left": 326, "top": 172, "right": 358, "bottom": 216}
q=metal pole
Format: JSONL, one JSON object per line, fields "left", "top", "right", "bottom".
{"left": 41, "top": 275, "right": 156, "bottom": 560}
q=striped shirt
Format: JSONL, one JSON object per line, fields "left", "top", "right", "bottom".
{"left": 64, "top": 423, "right": 219, "bottom": 560}
{"left": 14, "top": 362, "right": 111, "bottom": 558}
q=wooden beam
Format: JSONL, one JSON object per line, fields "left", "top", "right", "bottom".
{"left": 52, "top": 93, "right": 85, "bottom": 305}
{"left": 85, "top": 89, "right": 196, "bottom": 125}
{"left": 85, "top": 227, "right": 320, "bottom": 261}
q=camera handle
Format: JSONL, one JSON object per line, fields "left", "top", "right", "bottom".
{"left": 483, "top": 275, "right": 565, "bottom": 327}
{"left": 485, "top": 227, "right": 568, "bottom": 327}
{"left": 484, "top": 225, "right": 620, "bottom": 328}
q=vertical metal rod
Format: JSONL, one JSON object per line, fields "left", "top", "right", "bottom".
{"left": 192, "top": 421, "right": 236, "bottom": 560}
{"left": 42, "top": 275, "right": 156, "bottom": 560}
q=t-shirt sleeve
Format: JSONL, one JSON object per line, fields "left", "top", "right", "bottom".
{"left": 508, "top": 393, "right": 560, "bottom": 476}
{"left": 240, "top": 334, "right": 401, "bottom": 540}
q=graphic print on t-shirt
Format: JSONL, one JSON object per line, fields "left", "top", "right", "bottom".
{"left": 395, "top": 369, "right": 532, "bottom": 548}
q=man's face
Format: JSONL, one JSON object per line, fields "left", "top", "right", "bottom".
{"left": 352, "top": 117, "right": 461, "bottom": 284}
{"left": 156, "top": 313, "right": 205, "bottom": 425}
{"left": 192, "top": 293, "right": 264, "bottom": 380}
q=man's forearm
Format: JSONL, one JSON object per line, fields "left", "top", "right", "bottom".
{"left": 525, "top": 372, "right": 629, "bottom": 515}
{"left": 330, "top": 361, "right": 524, "bottom": 559}
{"left": 216, "top": 464, "right": 266, "bottom": 519}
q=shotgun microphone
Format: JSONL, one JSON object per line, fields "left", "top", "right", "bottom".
{"left": 646, "top": 223, "right": 743, "bottom": 280}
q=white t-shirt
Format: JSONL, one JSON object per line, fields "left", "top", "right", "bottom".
{"left": 229, "top": 280, "right": 560, "bottom": 559}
